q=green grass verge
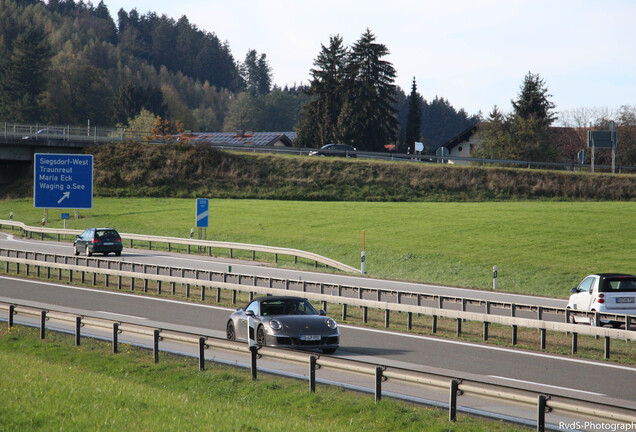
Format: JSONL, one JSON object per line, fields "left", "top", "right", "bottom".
{"left": 0, "top": 325, "right": 529, "bottom": 431}
{"left": 1, "top": 198, "right": 635, "bottom": 297}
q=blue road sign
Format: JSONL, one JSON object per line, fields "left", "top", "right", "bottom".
{"left": 61, "top": 213, "right": 70, "bottom": 220}
{"left": 196, "top": 198, "right": 209, "bottom": 228}
{"left": 34, "top": 154, "right": 93, "bottom": 209}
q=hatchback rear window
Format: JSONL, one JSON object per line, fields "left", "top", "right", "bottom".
{"left": 600, "top": 277, "right": 636, "bottom": 292}
{"left": 96, "top": 230, "right": 119, "bottom": 240}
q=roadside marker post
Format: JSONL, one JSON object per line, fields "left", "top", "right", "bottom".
{"left": 493, "top": 265, "right": 498, "bottom": 290}
{"left": 361, "top": 231, "right": 366, "bottom": 274}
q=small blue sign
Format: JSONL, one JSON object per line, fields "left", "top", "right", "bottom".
{"left": 34, "top": 153, "right": 93, "bottom": 209}
{"left": 61, "top": 213, "right": 70, "bottom": 220}
{"left": 196, "top": 198, "right": 209, "bottom": 228}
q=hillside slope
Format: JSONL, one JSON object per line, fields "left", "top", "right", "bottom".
{"left": 80, "top": 143, "right": 635, "bottom": 201}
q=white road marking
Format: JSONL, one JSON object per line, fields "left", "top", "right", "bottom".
{"left": 97, "top": 311, "right": 147, "bottom": 320}
{"left": 488, "top": 376, "right": 606, "bottom": 396}
{"left": 2, "top": 275, "right": 634, "bottom": 374}
{"left": 337, "top": 324, "right": 636, "bottom": 372}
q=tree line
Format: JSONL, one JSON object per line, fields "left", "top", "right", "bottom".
{"left": 0, "top": 0, "right": 476, "bottom": 151}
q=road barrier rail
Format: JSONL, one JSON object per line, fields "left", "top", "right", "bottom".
{"left": 0, "top": 299, "right": 634, "bottom": 431}
{"left": 0, "top": 220, "right": 359, "bottom": 274}
{"left": 0, "top": 246, "right": 633, "bottom": 336}
{"left": 0, "top": 254, "right": 634, "bottom": 361}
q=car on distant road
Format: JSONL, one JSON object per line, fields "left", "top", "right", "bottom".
{"left": 22, "top": 128, "right": 67, "bottom": 140}
{"left": 74, "top": 227, "right": 123, "bottom": 256}
{"left": 308, "top": 143, "right": 357, "bottom": 158}
{"left": 566, "top": 273, "right": 636, "bottom": 327}
{"left": 226, "top": 296, "right": 339, "bottom": 354}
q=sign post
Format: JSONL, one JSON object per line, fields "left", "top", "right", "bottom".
{"left": 196, "top": 198, "right": 209, "bottom": 241}
{"left": 34, "top": 154, "right": 93, "bottom": 210}
{"left": 361, "top": 231, "right": 366, "bottom": 275}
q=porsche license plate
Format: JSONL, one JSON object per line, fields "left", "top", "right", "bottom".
{"left": 300, "top": 335, "right": 320, "bottom": 341}
{"left": 616, "top": 298, "right": 635, "bottom": 303}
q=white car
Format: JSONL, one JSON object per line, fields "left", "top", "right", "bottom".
{"left": 566, "top": 273, "right": 636, "bottom": 327}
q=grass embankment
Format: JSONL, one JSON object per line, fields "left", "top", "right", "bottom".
{"left": 3, "top": 142, "right": 635, "bottom": 201}
{"left": 1, "top": 198, "right": 634, "bottom": 297}
{"left": 0, "top": 325, "right": 527, "bottom": 432}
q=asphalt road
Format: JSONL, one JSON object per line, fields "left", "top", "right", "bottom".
{"left": 1, "top": 274, "right": 634, "bottom": 408}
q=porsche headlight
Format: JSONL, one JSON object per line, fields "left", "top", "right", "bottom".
{"left": 269, "top": 319, "right": 282, "bottom": 331}
{"left": 326, "top": 318, "right": 337, "bottom": 330}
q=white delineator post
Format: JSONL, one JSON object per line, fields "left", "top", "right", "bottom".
{"left": 361, "top": 231, "right": 366, "bottom": 275}
{"left": 493, "top": 265, "right": 498, "bottom": 290}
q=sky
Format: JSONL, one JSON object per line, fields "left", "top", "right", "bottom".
{"left": 103, "top": 0, "right": 636, "bottom": 119}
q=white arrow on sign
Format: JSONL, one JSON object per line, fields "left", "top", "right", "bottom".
{"left": 57, "top": 191, "right": 70, "bottom": 204}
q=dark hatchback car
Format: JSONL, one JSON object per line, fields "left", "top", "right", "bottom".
{"left": 308, "top": 144, "right": 357, "bottom": 158}
{"left": 74, "top": 228, "right": 123, "bottom": 256}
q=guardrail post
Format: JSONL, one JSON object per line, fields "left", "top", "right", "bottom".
{"left": 456, "top": 318, "right": 462, "bottom": 336}
{"left": 604, "top": 337, "right": 610, "bottom": 359}
{"left": 483, "top": 321, "right": 489, "bottom": 341}
{"left": 131, "top": 277, "right": 135, "bottom": 291}
{"left": 201, "top": 285, "right": 206, "bottom": 301}
{"left": 407, "top": 312, "right": 412, "bottom": 330}
{"left": 540, "top": 328, "right": 547, "bottom": 350}
{"left": 75, "top": 316, "right": 82, "bottom": 346}
{"left": 112, "top": 323, "right": 119, "bottom": 354}
{"left": 104, "top": 274, "right": 109, "bottom": 287}
{"left": 118, "top": 276, "right": 122, "bottom": 290}
{"left": 198, "top": 337, "right": 206, "bottom": 371}
{"left": 375, "top": 367, "right": 383, "bottom": 403}
{"left": 537, "top": 395, "right": 548, "bottom": 432}
{"left": 250, "top": 346, "right": 258, "bottom": 380}
{"left": 40, "top": 310, "right": 46, "bottom": 339}
{"left": 564, "top": 308, "right": 570, "bottom": 324}
{"left": 449, "top": 379, "right": 459, "bottom": 421}
{"left": 144, "top": 278, "right": 149, "bottom": 292}
{"left": 309, "top": 355, "right": 317, "bottom": 393}
{"left": 171, "top": 282, "right": 176, "bottom": 294}
{"left": 157, "top": 280, "right": 162, "bottom": 295}
{"left": 92, "top": 272, "right": 96, "bottom": 286}
{"left": 512, "top": 325, "right": 518, "bottom": 345}
{"left": 342, "top": 304, "right": 347, "bottom": 321}
{"left": 216, "top": 288, "right": 221, "bottom": 303}
{"left": 537, "top": 306, "right": 543, "bottom": 321}
{"left": 186, "top": 284, "right": 190, "bottom": 298}
{"left": 571, "top": 332, "right": 577, "bottom": 354}
{"left": 8, "top": 305, "right": 14, "bottom": 327}
{"left": 362, "top": 307, "right": 368, "bottom": 324}
{"left": 384, "top": 310, "right": 390, "bottom": 328}
{"left": 153, "top": 330, "right": 160, "bottom": 363}
{"left": 232, "top": 290, "right": 237, "bottom": 304}
{"left": 432, "top": 315, "right": 437, "bottom": 333}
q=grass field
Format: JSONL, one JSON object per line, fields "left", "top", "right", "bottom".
{"left": 0, "top": 325, "right": 529, "bottom": 432}
{"left": 1, "top": 197, "right": 635, "bottom": 298}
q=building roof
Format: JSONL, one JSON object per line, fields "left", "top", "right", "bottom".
{"left": 191, "top": 131, "right": 296, "bottom": 147}
{"left": 442, "top": 124, "right": 479, "bottom": 150}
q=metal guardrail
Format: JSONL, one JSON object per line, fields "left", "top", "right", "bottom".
{"left": 1, "top": 246, "right": 633, "bottom": 335}
{"left": 1, "top": 300, "right": 634, "bottom": 430}
{"left": 3, "top": 122, "right": 635, "bottom": 173}
{"left": 1, "top": 254, "right": 634, "bottom": 360}
{"left": 0, "top": 220, "right": 359, "bottom": 274}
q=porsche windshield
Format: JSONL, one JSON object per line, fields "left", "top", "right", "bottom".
{"left": 260, "top": 299, "right": 318, "bottom": 316}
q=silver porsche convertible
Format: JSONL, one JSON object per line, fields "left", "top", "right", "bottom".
{"left": 226, "top": 296, "right": 339, "bottom": 354}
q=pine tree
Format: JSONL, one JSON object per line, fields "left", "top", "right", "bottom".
{"left": 340, "top": 29, "right": 398, "bottom": 151}
{"left": 405, "top": 77, "right": 422, "bottom": 153}
{"left": 511, "top": 71, "right": 557, "bottom": 126}
{"left": 0, "top": 27, "right": 51, "bottom": 122}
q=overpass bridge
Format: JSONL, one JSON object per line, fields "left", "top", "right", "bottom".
{"left": 0, "top": 123, "right": 141, "bottom": 184}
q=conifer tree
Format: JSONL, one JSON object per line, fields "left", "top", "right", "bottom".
{"left": 511, "top": 71, "right": 557, "bottom": 126}
{"left": 339, "top": 29, "right": 398, "bottom": 151}
{"left": 405, "top": 77, "right": 422, "bottom": 153}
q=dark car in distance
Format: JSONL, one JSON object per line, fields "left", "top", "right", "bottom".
{"left": 308, "top": 143, "right": 357, "bottom": 158}
{"left": 74, "top": 228, "right": 123, "bottom": 256}
{"left": 226, "top": 296, "right": 339, "bottom": 354}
